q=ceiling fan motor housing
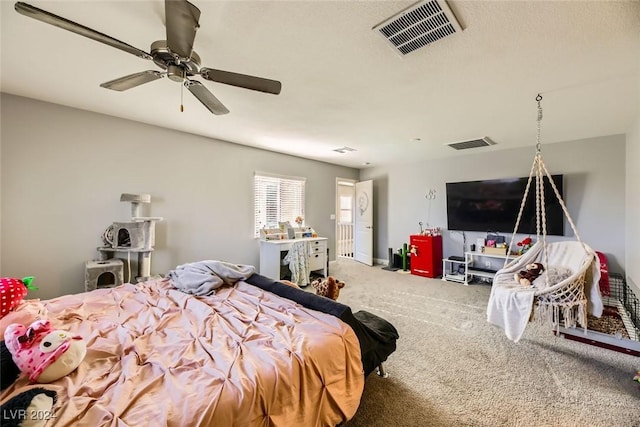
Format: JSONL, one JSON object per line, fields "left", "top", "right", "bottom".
{"left": 167, "top": 64, "right": 186, "bottom": 82}
{"left": 150, "top": 40, "right": 201, "bottom": 79}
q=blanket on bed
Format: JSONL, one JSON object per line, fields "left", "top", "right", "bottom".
{"left": 0, "top": 279, "right": 364, "bottom": 426}
{"left": 167, "top": 260, "right": 255, "bottom": 295}
{"left": 245, "top": 274, "right": 399, "bottom": 377}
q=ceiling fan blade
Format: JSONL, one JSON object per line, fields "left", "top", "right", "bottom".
{"left": 100, "top": 71, "right": 165, "bottom": 91}
{"left": 165, "top": 0, "right": 201, "bottom": 60}
{"left": 185, "top": 80, "right": 229, "bottom": 115}
{"left": 14, "top": 2, "right": 152, "bottom": 60}
{"left": 200, "top": 68, "right": 282, "bottom": 95}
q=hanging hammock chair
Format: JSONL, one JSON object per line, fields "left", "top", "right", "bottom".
{"left": 486, "top": 95, "right": 604, "bottom": 342}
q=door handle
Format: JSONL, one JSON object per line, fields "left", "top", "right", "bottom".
{"left": 366, "top": 226, "right": 373, "bottom": 229}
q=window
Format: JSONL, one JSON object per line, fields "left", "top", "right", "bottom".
{"left": 254, "top": 173, "right": 306, "bottom": 237}
{"left": 339, "top": 195, "right": 353, "bottom": 223}
{"left": 337, "top": 180, "right": 355, "bottom": 224}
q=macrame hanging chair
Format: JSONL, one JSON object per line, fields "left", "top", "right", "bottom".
{"left": 487, "top": 95, "right": 603, "bottom": 342}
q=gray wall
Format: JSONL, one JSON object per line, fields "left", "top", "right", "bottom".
{"left": 626, "top": 115, "right": 639, "bottom": 296}
{"left": 360, "top": 135, "right": 627, "bottom": 274}
{"left": 0, "top": 94, "right": 358, "bottom": 299}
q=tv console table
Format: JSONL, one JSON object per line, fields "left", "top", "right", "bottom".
{"left": 442, "top": 251, "right": 518, "bottom": 286}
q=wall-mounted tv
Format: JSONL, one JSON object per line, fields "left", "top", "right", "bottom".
{"left": 446, "top": 175, "right": 565, "bottom": 236}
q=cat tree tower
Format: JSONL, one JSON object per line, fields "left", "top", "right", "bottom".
{"left": 85, "top": 193, "right": 163, "bottom": 291}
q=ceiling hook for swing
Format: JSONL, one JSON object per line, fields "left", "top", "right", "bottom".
{"left": 536, "top": 94, "right": 543, "bottom": 154}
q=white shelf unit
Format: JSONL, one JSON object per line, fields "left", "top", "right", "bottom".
{"left": 442, "top": 257, "right": 468, "bottom": 284}
{"left": 442, "top": 251, "right": 517, "bottom": 286}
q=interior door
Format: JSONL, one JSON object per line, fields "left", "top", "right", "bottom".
{"left": 354, "top": 180, "right": 373, "bottom": 266}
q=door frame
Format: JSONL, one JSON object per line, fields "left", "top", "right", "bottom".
{"left": 335, "top": 178, "right": 357, "bottom": 259}
{"left": 354, "top": 179, "right": 374, "bottom": 266}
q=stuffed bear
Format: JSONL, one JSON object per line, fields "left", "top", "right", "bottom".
{"left": 4, "top": 319, "right": 86, "bottom": 383}
{"left": 311, "top": 276, "right": 345, "bottom": 301}
{"left": 514, "top": 262, "right": 545, "bottom": 287}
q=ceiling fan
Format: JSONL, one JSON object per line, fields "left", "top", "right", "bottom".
{"left": 14, "top": 0, "right": 282, "bottom": 115}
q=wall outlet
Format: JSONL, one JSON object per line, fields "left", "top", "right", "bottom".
{"left": 330, "top": 214, "right": 336, "bottom": 220}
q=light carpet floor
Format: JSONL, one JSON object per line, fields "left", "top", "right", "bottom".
{"left": 323, "top": 259, "right": 639, "bottom": 427}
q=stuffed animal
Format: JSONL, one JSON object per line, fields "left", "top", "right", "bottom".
{"left": 0, "top": 387, "right": 57, "bottom": 426}
{"left": 1, "top": 339, "right": 21, "bottom": 390}
{"left": 1, "top": 277, "right": 38, "bottom": 319}
{"left": 311, "top": 276, "right": 345, "bottom": 301}
{"left": 4, "top": 319, "right": 86, "bottom": 383}
{"left": 514, "top": 262, "right": 545, "bottom": 287}
{"left": 1, "top": 340, "right": 58, "bottom": 426}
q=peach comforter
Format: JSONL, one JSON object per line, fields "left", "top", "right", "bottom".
{"left": 1, "top": 279, "right": 365, "bottom": 426}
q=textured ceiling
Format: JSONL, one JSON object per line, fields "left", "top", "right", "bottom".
{"left": 1, "top": 0, "right": 639, "bottom": 168}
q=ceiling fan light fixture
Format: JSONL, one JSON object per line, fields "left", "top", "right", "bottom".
{"left": 167, "top": 64, "right": 186, "bottom": 82}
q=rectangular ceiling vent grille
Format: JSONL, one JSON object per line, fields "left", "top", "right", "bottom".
{"left": 373, "top": 0, "right": 463, "bottom": 56}
{"left": 447, "top": 137, "right": 496, "bottom": 150}
{"left": 333, "top": 146, "right": 357, "bottom": 154}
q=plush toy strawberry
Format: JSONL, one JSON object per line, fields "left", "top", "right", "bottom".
{"left": 0, "top": 277, "right": 37, "bottom": 319}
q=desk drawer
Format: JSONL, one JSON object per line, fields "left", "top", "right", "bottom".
{"left": 308, "top": 252, "right": 326, "bottom": 271}
{"left": 307, "top": 239, "right": 327, "bottom": 254}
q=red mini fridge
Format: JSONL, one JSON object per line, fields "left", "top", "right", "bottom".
{"left": 409, "top": 234, "right": 443, "bottom": 278}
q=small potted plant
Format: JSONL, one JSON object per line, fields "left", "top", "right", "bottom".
{"left": 295, "top": 216, "right": 304, "bottom": 227}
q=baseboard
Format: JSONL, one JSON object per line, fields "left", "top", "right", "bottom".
{"left": 332, "top": 258, "right": 389, "bottom": 267}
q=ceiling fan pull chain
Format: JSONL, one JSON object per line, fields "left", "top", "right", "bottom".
{"left": 181, "top": 82, "right": 184, "bottom": 112}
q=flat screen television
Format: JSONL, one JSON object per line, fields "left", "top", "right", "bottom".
{"left": 446, "top": 175, "right": 564, "bottom": 236}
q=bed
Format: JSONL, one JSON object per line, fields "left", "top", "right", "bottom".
{"left": 0, "top": 268, "right": 398, "bottom": 426}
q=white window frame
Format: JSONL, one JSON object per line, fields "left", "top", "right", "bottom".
{"left": 254, "top": 172, "right": 306, "bottom": 237}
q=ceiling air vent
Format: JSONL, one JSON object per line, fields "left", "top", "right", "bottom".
{"left": 333, "top": 146, "right": 357, "bottom": 154}
{"left": 372, "top": 0, "right": 463, "bottom": 56}
{"left": 447, "top": 137, "right": 496, "bottom": 150}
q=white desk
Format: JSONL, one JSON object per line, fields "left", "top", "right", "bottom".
{"left": 259, "top": 237, "right": 328, "bottom": 283}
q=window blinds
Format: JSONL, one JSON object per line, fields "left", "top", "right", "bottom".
{"left": 254, "top": 173, "right": 306, "bottom": 237}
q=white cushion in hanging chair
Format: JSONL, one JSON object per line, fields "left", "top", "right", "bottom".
{"left": 487, "top": 240, "right": 603, "bottom": 342}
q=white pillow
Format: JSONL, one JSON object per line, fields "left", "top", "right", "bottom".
{"left": 533, "top": 266, "right": 573, "bottom": 289}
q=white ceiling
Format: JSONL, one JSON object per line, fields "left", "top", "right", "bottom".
{"left": 1, "top": 0, "right": 639, "bottom": 168}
